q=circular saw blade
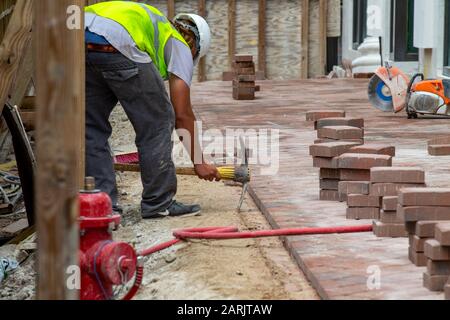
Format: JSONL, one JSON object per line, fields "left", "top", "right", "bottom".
{"left": 368, "top": 75, "right": 395, "bottom": 112}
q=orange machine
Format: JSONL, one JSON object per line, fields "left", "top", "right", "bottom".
{"left": 368, "top": 62, "right": 450, "bottom": 118}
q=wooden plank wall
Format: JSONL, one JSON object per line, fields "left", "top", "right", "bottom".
{"left": 83, "top": 0, "right": 342, "bottom": 80}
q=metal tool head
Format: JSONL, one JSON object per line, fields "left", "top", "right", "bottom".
{"left": 237, "top": 137, "right": 251, "bottom": 212}
{"left": 368, "top": 74, "right": 395, "bottom": 112}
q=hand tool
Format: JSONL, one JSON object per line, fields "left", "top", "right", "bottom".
{"left": 114, "top": 137, "right": 251, "bottom": 212}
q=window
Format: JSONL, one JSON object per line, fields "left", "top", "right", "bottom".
{"left": 393, "top": 0, "right": 418, "bottom": 61}
{"left": 444, "top": 1, "right": 450, "bottom": 76}
{"left": 353, "top": 0, "right": 368, "bottom": 50}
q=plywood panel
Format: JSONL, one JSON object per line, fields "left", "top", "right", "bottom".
{"left": 327, "top": 0, "right": 341, "bottom": 37}
{"left": 235, "top": 0, "right": 258, "bottom": 67}
{"left": 205, "top": 0, "right": 229, "bottom": 80}
{"left": 266, "top": 0, "right": 302, "bottom": 79}
{"left": 308, "top": 0, "right": 321, "bottom": 77}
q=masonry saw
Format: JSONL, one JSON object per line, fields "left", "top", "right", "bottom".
{"left": 368, "top": 62, "right": 450, "bottom": 118}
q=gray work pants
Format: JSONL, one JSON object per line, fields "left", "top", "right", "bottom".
{"left": 85, "top": 51, "right": 177, "bottom": 216}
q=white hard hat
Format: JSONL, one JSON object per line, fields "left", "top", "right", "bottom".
{"left": 174, "top": 13, "right": 211, "bottom": 65}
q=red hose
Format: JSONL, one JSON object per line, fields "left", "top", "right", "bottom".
{"left": 173, "top": 225, "right": 373, "bottom": 240}
{"left": 124, "top": 224, "right": 372, "bottom": 300}
{"left": 122, "top": 265, "right": 144, "bottom": 301}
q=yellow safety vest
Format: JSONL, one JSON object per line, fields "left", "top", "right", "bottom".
{"left": 85, "top": 1, "right": 190, "bottom": 79}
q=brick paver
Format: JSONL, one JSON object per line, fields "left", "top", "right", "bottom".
{"left": 191, "top": 79, "right": 449, "bottom": 300}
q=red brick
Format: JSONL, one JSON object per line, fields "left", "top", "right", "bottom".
{"left": 347, "top": 194, "right": 381, "bottom": 208}
{"left": 370, "top": 167, "right": 425, "bottom": 184}
{"left": 416, "top": 221, "right": 441, "bottom": 238}
{"left": 370, "top": 183, "right": 425, "bottom": 197}
{"left": 423, "top": 272, "right": 448, "bottom": 291}
{"left": 409, "top": 235, "right": 430, "bottom": 252}
{"left": 232, "top": 80, "right": 255, "bottom": 87}
{"left": 398, "top": 188, "right": 450, "bottom": 207}
{"left": 339, "top": 169, "right": 371, "bottom": 181}
{"left": 233, "top": 87, "right": 255, "bottom": 100}
{"left": 373, "top": 221, "right": 408, "bottom": 238}
{"left": 320, "top": 190, "right": 340, "bottom": 201}
{"left": 427, "top": 260, "right": 450, "bottom": 276}
{"left": 382, "top": 196, "right": 398, "bottom": 211}
{"left": 235, "top": 67, "right": 256, "bottom": 75}
{"left": 318, "top": 126, "right": 364, "bottom": 140}
{"left": 409, "top": 248, "right": 427, "bottom": 267}
{"left": 338, "top": 181, "right": 370, "bottom": 195}
{"left": 309, "top": 141, "right": 361, "bottom": 158}
{"left": 232, "top": 61, "right": 255, "bottom": 68}
{"left": 435, "top": 222, "right": 450, "bottom": 246}
{"left": 320, "top": 168, "right": 340, "bottom": 180}
{"left": 338, "top": 153, "right": 392, "bottom": 170}
{"left": 315, "top": 117, "right": 364, "bottom": 130}
{"left": 428, "top": 145, "right": 450, "bottom": 156}
{"left": 346, "top": 207, "right": 380, "bottom": 220}
{"left": 314, "top": 138, "right": 364, "bottom": 145}
{"left": 347, "top": 144, "right": 396, "bottom": 157}
{"left": 424, "top": 239, "right": 450, "bottom": 261}
{"left": 306, "top": 110, "right": 346, "bottom": 122}
{"left": 313, "top": 157, "right": 339, "bottom": 169}
{"left": 397, "top": 206, "right": 450, "bottom": 222}
{"left": 320, "top": 179, "right": 340, "bottom": 191}
{"left": 380, "top": 210, "right": 402, "bottom": 224}
{"left": 428, "top": 136, "right": 450, "bottom": 146}
{"left": 234, "top": 55, "right": 253, "bottom": 62}
{"left": 236, "top": 74, "right": 256, "bottom": 82}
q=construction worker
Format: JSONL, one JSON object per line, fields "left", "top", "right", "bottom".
{"left": 84, "top": 1, "right": 220, "bottom": 219}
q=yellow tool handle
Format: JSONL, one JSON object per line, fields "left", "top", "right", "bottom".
{"left": 114, "top": 163, "right": 197, "bottom": 176}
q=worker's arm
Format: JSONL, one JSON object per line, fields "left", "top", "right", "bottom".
{"left": 169, "top": 74, "right": 220, "bottom": 181}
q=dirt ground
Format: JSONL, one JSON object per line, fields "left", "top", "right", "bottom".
{"left": 0, "top": 106, "right": 318, "bottom": 300}
{"left": 116, "top": 173, "right": 318, "bottom": 300}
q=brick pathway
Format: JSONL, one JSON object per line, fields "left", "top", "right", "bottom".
{"left": 191, "top": 79, "right": 450, "bottom": 300}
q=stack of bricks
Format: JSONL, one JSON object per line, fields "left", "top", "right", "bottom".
{"left": 422, "top": 222, "right": 450, "bottom": 294}
{"left": 339, "top": 153, "right": 393, "bottom": 220}
{"left": 307, "top": 110, "right": 364, "bottom": 201}
{"left": 338, "top": 144, "right": 396, "bottom": 203}
{"left": 398, "top": 188, "right": 450, "bottom": 268}
{"left": 232, "top": 55, "right": 258, "bottom": 100}
{"left": 370, "top": 167, "right": 426, "bottom": 238}
{"left": 310, "top": 141, "right": 362, "bottom": 201}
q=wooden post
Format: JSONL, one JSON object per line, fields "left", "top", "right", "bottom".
{"left": 258, "top": 0, "right": 266, "bottom": 78}
{"left": 300, "top": 0, "right": 309, "bottom": 79}
{"left": 319, "top": 0, "right": 328, "bottom": 75}
{"left": 167, "top": 0, "right": 175, "bottom": 20}
{"left": 198, "top": 0, "right": 207, "bottom": 82}
{"left": 228, "top": 0, "right": 236, "bottom": 68}
{"left": 35, "top": 0, "right": 85, "bottom": 300}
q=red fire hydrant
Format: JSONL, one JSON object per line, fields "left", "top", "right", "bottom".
{"left": 79, "top": 177, "right": 138, "bottom": 300}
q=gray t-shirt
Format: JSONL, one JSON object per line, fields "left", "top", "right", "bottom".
{"left": 85, "top": 12, "right": 194, "bottom": 87}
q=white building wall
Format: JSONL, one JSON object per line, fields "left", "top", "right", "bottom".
{"left": 341, "top": 0, "right": 448, "bottom": 78}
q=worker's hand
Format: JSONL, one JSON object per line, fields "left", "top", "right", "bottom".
{"left": 194, "top": 163, "right": 221, "bottom": 182}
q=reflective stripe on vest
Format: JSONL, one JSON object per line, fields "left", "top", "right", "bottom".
{"left": 85, "top": 1, "right": 189, "bottom": 79}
